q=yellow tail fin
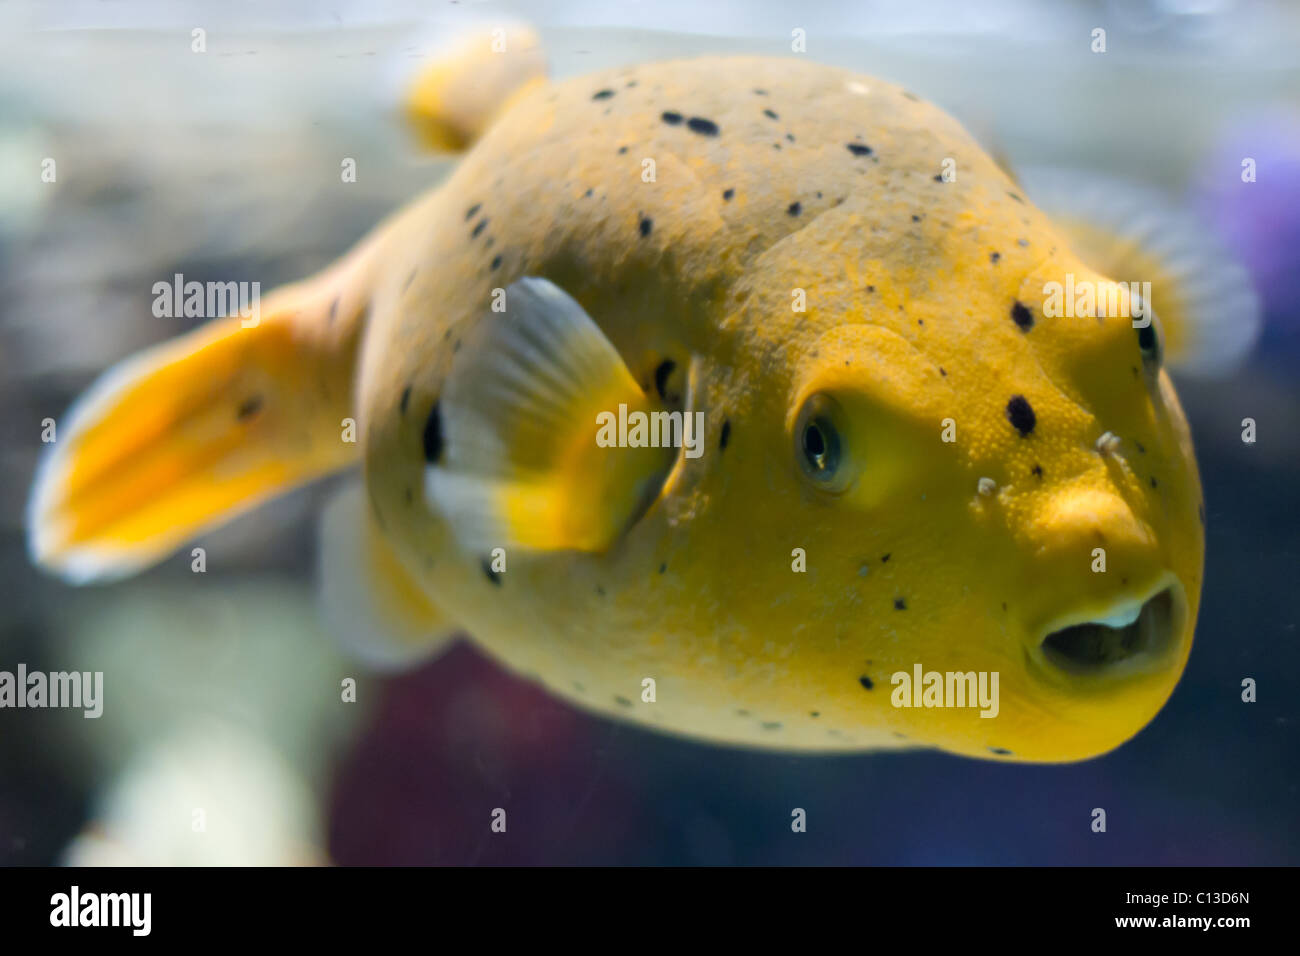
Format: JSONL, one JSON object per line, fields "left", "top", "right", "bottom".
{"left": 28, "top": 261, "right": 371, "bottom": 583}
{"left": 403, "top": 24, "right": 548, "bottom": 153}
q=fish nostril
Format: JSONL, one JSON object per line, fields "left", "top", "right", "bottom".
{"left": 1040, "top": 587, "right": 1177, "bottom": 677}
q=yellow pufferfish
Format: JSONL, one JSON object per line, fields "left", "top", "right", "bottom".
{"left": 27, "top": 30, "right": 1260, "bottom": 762}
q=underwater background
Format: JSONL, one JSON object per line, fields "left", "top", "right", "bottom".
{"left": 0, "top": 0, "right": 1296, "bottom": 865}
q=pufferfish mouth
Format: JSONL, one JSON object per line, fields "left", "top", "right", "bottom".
{"left": 1035, "top": 580, "right": 1186, "bottom": 679}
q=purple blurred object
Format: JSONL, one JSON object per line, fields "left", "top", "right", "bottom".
{"left": 327, "top": 642, "right": 646, "bottom": 865}
{"left": 1193, "top": 109, "right": 1300, "bottom": 341}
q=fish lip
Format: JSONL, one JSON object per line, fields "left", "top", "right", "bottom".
{"left": 1028, "top": 575, "right": 1188, "bottom": 681}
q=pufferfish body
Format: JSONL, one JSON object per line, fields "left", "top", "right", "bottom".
{"left": 27, "top": 30, "right": 1260, "bottom": 762}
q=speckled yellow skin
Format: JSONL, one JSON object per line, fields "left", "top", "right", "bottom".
{"left": 356, "top": 57, "right": 1203, "bottom": 762}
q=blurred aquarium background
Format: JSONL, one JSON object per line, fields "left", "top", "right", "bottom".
{"left": 0, "top": 0, "right": 1297, "bottom": 865}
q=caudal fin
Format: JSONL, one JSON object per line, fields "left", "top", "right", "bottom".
{"left": 27, "top": 266, "right": 370, "bottom": 584}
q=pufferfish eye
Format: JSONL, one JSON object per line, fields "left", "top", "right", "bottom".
{"left": 794, "top": 393, "right": 851, "bottom": 492}
{"left": 1135, "top": 305, "right": 1164, "bottom": 369}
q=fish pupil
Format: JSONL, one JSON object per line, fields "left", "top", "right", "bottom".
{"left": 1137, "top": 323, "right": 1157, "bottom": 357}
{"left": 802, "top": 419, "right": 839, "bottom": 476}
{"left": 804, "top": 423, "right": 826, "bottom": 464}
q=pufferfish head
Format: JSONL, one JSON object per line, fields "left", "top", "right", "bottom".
{"left": 716, "top": 206, "right": 1204, "bottom": 763}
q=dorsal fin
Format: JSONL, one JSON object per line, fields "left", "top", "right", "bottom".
{"left": 403, "top": 24, "right": 548, "bottom": 154}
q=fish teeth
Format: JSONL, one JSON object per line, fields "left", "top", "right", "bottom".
{"left": 1091, "top": 602, "right": 1144, "bottom": 630}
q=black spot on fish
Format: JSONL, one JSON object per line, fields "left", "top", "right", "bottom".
{"left": 653, "top": 358, "right": 675, "bottom": 400}
{"left": 785, "top": 132, "right": 795, "bottom": 143}
{"left": 761, "top": 721, "right": 782, "bottom": 730}
{"left": 939, "top": 367, "right": 947, "bottom": 376}
{"left": 722, "top": 188, "right": 734, "bottom": 200}
{"left": 1136, "top": 441, "right": 1146, "bottom": 454}
{"left": 236, "top": 395, "right": 263, "bottom": 422}
{"left": 1017, "top": 238, "right": 1029, "bottom": 247}
{"left": 859, "top": 676, "right": 874, "bottom": 690}
{"left": 687, "top": 117, "right": 719, "bottom": 135}
{"left": 617, "top": 145, "right": 628, "bottom": 155}
{"left": 464, "top": 203, "right": 480, "bottom": 220}
{"left": 881, "top": 553, "right": 891, "bottom": 563}
{"left": 719, "top": 419, "right": 731, "bottom": 451}
{"left": 626, "top": 79, "right": 637, "bottom": 88}
{"left": 933, "top": 173, "right": 944, "bottom": 182}
{"left": 490, "top": 254, "right": 503, "bottom": 271}
{"left": 661, "top": 110, "right": 683, "bottom": 125}
{"left": 482, "top": 559, "right": 502, "bottom": 587}
{"left": 637, "top": 215, "right": 655, "bottom": 238}
{"left": 866, "top": 284, "right": 875, "bottom": 293}
{"left": 399, "top": 385, "right": 411, "bottom": 416}
{"left": 894, "top": 598, "right": 907, "bottom": 610}
{"left": 990, "top": 251, "right": 1001, "bottom": 264}
{"left": 1032, "top": 464, "right": 1044, "bottom": 479}
{"left": 787, "top": 201, "right": 802, "bottom": 216}
{"left": 592, "top": 88, "right": 615, "bottom": 100}
{"left": 1007, "top": 191, "right": 1024, "bottom": 203}
{"left": 1011, "top": 301, "right": 1034, "bottom": 331}
{"left": 614, "top": 695, "right": 632, "bottom": 707}
{"left": 423, "top": 402, "right": 443, "bottom": 462}
{"left": 584, "top": 188, "right": 593, "bottom": 198}
{"left": 753, "top": 88, "right": 768, "bottom": 96}
{"left": 1006, "top": 395, "right": 1036, "bottom": 437}
{"left": 1150, "top": 476, "right": 1159, "bottom": 488}
{"left": 658, "top": 563, "right": 667, "bottom": 574}
{"left": 902, "top": 90, "right": 920, "bottom": 101}
{"left": 810, "top": 711, "right": 820, "bottom": 718}
{"left": 763, "top": 108, "right": 779, "bottom": 120}
{"left": 989, "top": 747, "right": 1013, "bottom": 755}
{"left": 911, "top": 214, "right": 922, "bottom": 222}
{"left": 846, "top": 143, "right": 872, "bottom": 157}
{"left": 471, "top": 218, "right": 488, "bottom": 238}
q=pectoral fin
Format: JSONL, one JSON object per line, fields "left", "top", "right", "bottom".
{"left": 1020, "top": 167, "right": 1261, "bottom": 377}
{"left": 426, "top": 278, "right": 675, "bottom": 554}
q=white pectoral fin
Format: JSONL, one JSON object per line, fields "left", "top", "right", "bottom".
{"left": 1020, "top": 166, "right": 1262, "bottom": 377}
{"left": 426, "top": 277, "right": 675, "bottom": 554}
{"left": 318, "top": 481, "right": 457, "bottom": 671}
